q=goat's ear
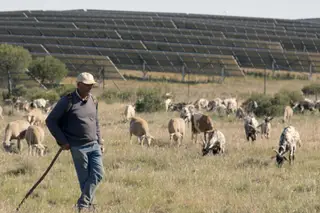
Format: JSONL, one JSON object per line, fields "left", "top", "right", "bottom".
{"left": 271, "top": 156, "right": 276, "bottom": 159}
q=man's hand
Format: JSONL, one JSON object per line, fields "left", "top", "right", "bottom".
{"left": 61, "top": 144, "right": 70, "bottom": 150}
{"left": 100, "top": 145, "right": 105, "bottom": 154}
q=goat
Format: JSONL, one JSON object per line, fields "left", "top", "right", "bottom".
{"left": 272, "top": 126, "right": 301, "bottom": 167}
{"left": 202, "top": 130, "right": 226, "bottom": 156}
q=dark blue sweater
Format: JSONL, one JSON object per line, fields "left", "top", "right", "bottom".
{"left": 46, "top": 90, "right": 102, "bottom": 147}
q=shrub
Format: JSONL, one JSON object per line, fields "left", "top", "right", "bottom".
{"left": 301, "top": 84, "right": 320, "bottom": 99}
{"left": 135, "top": 88, "right": 164, "bottom": 113}
{"left": 12, "top": 85, "right": 28, "bottom": 97}
{"left": 53, "top": 84, "right": 76, "bottom": 97}
{"left": 244, "top": 90, "right": 304, "bottom": 117}
{"left": 25, "top": 87, "right": 59, "bottom": 103}
{"left": 99, "top": 89, "right": 134, "bottom": 104}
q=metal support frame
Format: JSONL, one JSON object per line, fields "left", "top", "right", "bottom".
{"left": 181, "top": 63, "right": 186, "bottom": 82}
{"left": 272, "top": 59, "right": 277, "bottom": 77}
{"left": 309, "top": 61, "right": 313, "bottom": 80}
{"left": 141, "top": 60, "right": 148, "bottom": 80}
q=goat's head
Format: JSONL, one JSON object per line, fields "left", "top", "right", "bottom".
{"left": 272, "top": 149, "right": 287, "bottom": 167}
{"left": 172, "top": 132, "right": 182, "bottom": 142}
{"left": 201, "top": 131, "right": 220, "bottom": 156}
{"left": 180, "top": 105, "right": 194, "bottom": 121}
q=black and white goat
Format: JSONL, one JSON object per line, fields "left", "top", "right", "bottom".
{"left": 272, "top": 126, "right": 301, "bottom": 167}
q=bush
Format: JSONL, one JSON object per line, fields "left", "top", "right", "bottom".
{"left": 53, "top": 84, "right": 76, "bottom": 97}
{"left": 244, "top": 90, "right": 304, "bottom": 117}
{"left": 12, "top": 85, "right": 28, "bottom": 97}
{"left": 301, "top": 84, "right": 320, "bottom": 97}
{"left": 135, "top": 88, "right": 164, "bottom": 113}
{"left": 25, "top": 87, "right": 59, "bottom": 103}
{"left": 99, "top": 89, "right": 134, "bottom": 104}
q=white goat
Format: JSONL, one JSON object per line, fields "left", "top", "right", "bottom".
{"left": 124, "top": 104, "right": 135, "bottom": 121}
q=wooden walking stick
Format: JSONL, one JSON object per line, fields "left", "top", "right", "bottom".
{"left": 16, "top": 147, "right": 63, "bottom": 212}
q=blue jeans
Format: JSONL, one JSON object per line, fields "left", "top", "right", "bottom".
{"left": 70, "top": 142, "right": 104, "bottom": 209}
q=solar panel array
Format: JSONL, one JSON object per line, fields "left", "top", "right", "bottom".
{"left": 1, "top": 10, "right": 320, "bottom": 79}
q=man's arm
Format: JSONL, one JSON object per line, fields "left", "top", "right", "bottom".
{"left": 95, "top": 102, "right": 103, "bottom": 145}
{"left": 45, "top": 96, "right": 69, "bottom": 146}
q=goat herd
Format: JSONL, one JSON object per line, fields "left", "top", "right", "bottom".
{"left": 0, "top": 94, "right": 311, "bottom": 168}
{"left": 126, "top": 93, "right": 307, "bottom": 167}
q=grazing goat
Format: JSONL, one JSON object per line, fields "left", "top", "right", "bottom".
{"left": 202, "top": 130, "right": 226, "bottom": 156}
{"left": 194, "top": 98, "right": 209, "bottom": 110}
{"left": 258, "top": 116, "right": 273, "bottom": 139}
{"left": 244, "top": 115, "right": 260, "bottom": 142}
{"left": 272, "top": 126, "right": 301, "bottom": 167}
{"left": 283, "top": 105, "right": 293, "bottom": 123}
{"left": 291, "top": 99, "right": 315, "bottom": 113}
{"left": 124, "top": 104, "right": 135, "bottom": 121}
{"left": 168, "top": 118, "right": 185, "bottom": 146}
{"left": 223, "top": 98, "right": 237, "bottom": 116}
{"left": 2, "top": 120, "right": 30, "bottom": 152}
{"left": 129, "top": 117, "right": 154, "bottom": 147}
{"left": 180, "top": 105, "right": 214, "bottom": 143}
{"left": 25, "top": 125, "right": 47, "bottom": 156}
{"left": 207, "top": 98, "right": 223, "bottom": 111}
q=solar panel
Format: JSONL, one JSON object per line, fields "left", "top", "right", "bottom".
{"left": 3, "top": 42, "right": 241, "bottom": 75}
{"left": 0, "top": 26, "right": 121, "bottom": 39}
{"left": 224, "top": 32, "right": 320, "bottom": 53}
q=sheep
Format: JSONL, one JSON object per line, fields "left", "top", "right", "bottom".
{"left": 258, "top": 116, "right": 273, "bottom": 139}
{"left": 0, "top": 105, "right": 3, "bottom": 119}
{"left": 202, "top": 130, "right": 226, "bottom": 156}
{"left": 2, "top": 120, "right": 30, "bottom": 153}
{"left": 31, "top": 98, "right": 49, "bottom": 109}
{"left": 129, "top": 117, "right": 154, "bottom": 147}
{"left": 283, "top": 105, "right": 293, "bottom": 123}
{"left": 168, "top": 118, "right": 185, "bottom": 146}
{"left": 124, "top": 104, "right": 135, "bottom": 121}
{"left": 26, "top": 108, "right": 47, "bottom": 126}
{"left": 25, "top": 125, "right": 47, "bottom": 156}
{"left": 244, "top": 115, "right": 260, "bottom": 142}
{"left": 272, "top": 126, "right": 301, "bottom": 167}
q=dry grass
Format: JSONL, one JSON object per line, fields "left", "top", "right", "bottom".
{"left": 1, "top": 76, "right": 320, "bottom": 213}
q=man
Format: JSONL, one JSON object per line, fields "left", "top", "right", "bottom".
{"left": 46, "top": 72, "right": 104, "bottom": 212}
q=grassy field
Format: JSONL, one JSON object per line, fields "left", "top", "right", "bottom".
{"left": 1, "top": 76, "right": 320, "bottom": 213}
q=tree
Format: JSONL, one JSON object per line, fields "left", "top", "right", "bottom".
{"left": 29, "top": 56, "right": 69, "bottom": 85}
{"left": 0, "top": 44, "right": 32, "bottom": 96}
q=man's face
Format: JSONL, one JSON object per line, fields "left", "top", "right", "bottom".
{"left": 77, "top": 82, "right": 94, "bottom": 95}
